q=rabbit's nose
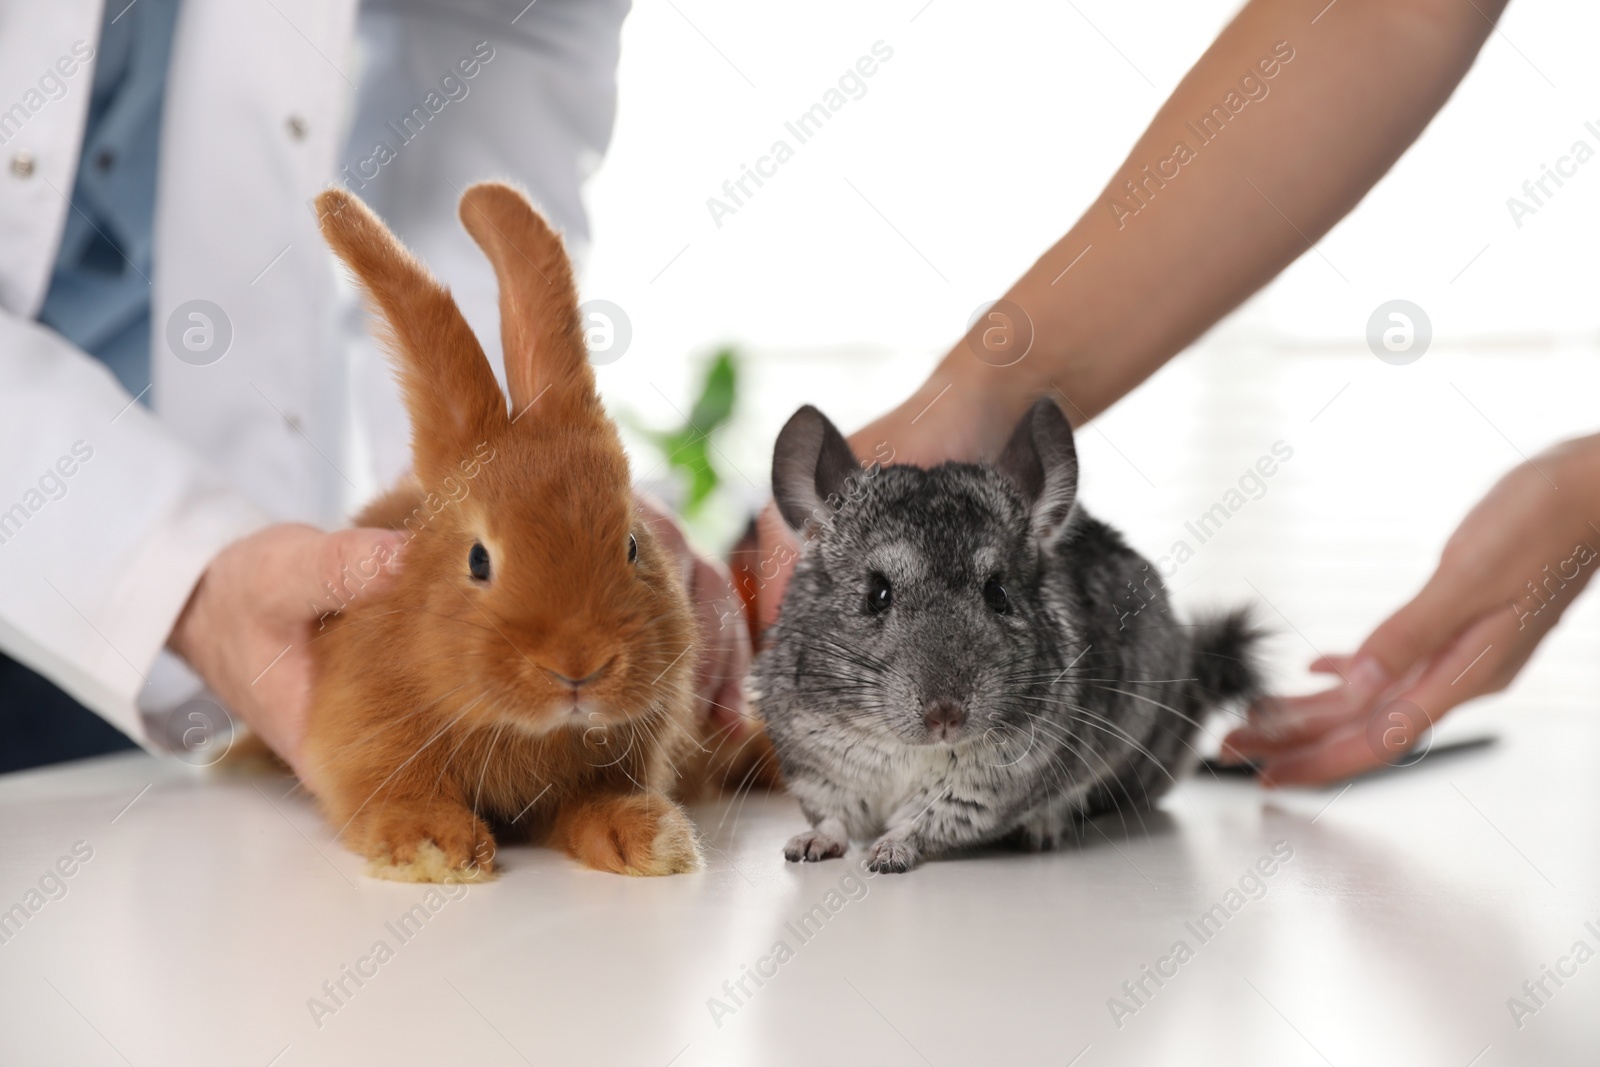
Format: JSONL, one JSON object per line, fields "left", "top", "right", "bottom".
{"left": 923, "top": 699, "right": 968, "bottom": 739}
{"left": 541, "top": 657, "right": 615, "bottom": 689}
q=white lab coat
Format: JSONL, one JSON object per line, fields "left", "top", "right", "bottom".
{"left": 0, "top": 0, "right": 629, "bottom": 745}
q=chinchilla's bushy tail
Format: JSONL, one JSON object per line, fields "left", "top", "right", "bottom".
{"left": 1188, "top": 607, "right": 1265, "bottom": 705}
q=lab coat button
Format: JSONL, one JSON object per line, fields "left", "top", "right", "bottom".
{"left": 286, "top": 115, "right": 308, "bottom": 141}
{"left": 10, "top": 152, "right": 35, "bottom": 178}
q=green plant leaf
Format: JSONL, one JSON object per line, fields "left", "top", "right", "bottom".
{"left": 631, "top": 347, "right": 742, "bottom": 518}
{"left": 688, "top": 349, "right": 737, "bottom": 433}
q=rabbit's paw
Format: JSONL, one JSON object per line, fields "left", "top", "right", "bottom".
{"left": 866, "top": 832, "right": 919, "bottom": 874}
{"left": 784, "top": 826, "right": 846, "bottom": 862}
{"left": 561, "top": 793, "right": 704, "bottom": 876}
{"left": 359, "top": 806, "right": 497, "bottom": 883}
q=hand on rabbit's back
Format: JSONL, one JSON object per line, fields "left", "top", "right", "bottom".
{"left": 752, "top": 400, "right": 1261, "bottom": 873}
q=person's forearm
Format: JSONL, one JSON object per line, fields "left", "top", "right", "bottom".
{"left": 860, "top": 0, "right": 1506, "bottom": 463}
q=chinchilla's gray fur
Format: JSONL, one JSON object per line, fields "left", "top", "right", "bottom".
{"left": 751, "top": 398, "right": 1262, "bottom": 873}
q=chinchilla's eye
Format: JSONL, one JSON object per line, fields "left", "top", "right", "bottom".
{"left": 469, "top": 541, "right": 491, "bottom": 582}
{"left": 865, "top": 572, "right": 893, "bottom": 614}
{"left": 983, "top": 576, "right": 1010, "bottom": 615}
{"left": 628, "top": 533, "right": 638, "bottom": 564}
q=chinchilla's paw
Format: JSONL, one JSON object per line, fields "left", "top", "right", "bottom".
{"left": 360, "top": 808, "right": 497, "bottom": 883}
{"left": 865, "top": 833, "right": 919, "bottom": 874}
{"left": 1009, "top": 824, "right": 1062, "bottom": 853}
{"left": 1008, "top": 808, "right": 1075, "bottom": 853}
{"left": 784, "top": 828, "right": 847, "bottom": 863}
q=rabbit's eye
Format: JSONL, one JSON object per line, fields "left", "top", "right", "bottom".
{"left": 983, "top": 576, "right": 1011, "bottom": 615}
{"left": 865, "top": 572, "right": 893, "bottom": 614}
{"left": 469, "top": 541, "right": 491, "bottom": 582}
{"left": 628, "top": 533, "right": 638, "bottom": 564}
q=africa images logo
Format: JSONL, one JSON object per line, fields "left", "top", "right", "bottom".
{"left": 705, "top": 41, "right": 895, "bottom": 229}
{"left": 1105, "top": 41, "right": 1295, "bottom": 230}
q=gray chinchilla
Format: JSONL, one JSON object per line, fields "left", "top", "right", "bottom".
{"left": 751, "top": 397, "right": 1262, "bottom": 873}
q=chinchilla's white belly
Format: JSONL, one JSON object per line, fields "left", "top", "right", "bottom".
{"left": 801, "top": 737, "right": 1007, "bottom": 845}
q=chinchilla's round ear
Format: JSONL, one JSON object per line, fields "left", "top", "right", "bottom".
{"left": 772, "top": 405, "right": 860, "bottom": 535}
{"left": 997, "top": 397, "right": 1078, "bottom": 545}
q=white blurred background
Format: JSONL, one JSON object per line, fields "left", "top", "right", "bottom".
{"left": 580, "top": 0, "right": 1600, "bottom": 695}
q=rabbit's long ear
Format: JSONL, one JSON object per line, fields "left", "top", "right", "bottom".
{"left": 316, "top": 189, "right": 507, "bottom": 478}
{"left": 997, "top": 398, "right": 1078, "bottom": 546}
{"left": 772, "top": 405, "right": 860, "bottom": 535}
{"left": 456, "top": 182, "right": 597, "bottom": 425}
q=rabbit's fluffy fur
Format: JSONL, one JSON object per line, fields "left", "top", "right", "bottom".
{"left": 303, "top": 184, "right": 712, "bottom": 882}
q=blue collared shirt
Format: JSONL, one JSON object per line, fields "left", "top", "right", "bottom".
{"left": 36, "top": 0, "right": 181, "bottom": 404}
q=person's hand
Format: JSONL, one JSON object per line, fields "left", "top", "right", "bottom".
{"left": 750, "top": 503, "right": 801, "bottom": 635}
{"left": 167, "top": 524, "right": 405, "bottom": 777}
{"left": 637, "top": 497, "right": 753, "bottom": 734}
{"left": 1223, "top": 433, "right": 1600, "bottom": 785}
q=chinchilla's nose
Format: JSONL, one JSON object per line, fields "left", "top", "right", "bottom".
{"left": 923, "top": 699, "right": 968, "bottom": 741}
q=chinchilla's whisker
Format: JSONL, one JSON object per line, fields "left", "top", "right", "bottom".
{"left": 702, "top": 695, "right": 765, "bottom": 727}
{"left": 659, "top": 705, "right": 713, "bottom": 756}
{"left": 1011, "top": 712, "right": 1160, "bottom": 844}
{"left": 973, "top": 713, "right": 1039, "bottom": 771}
{"left": 1031, "top": 700, "right": 1163, "bottom": 844}
{"left": 1081, "top": 681, "right": 1250, "bottom": 749}
{"left": 695, "top": 717, "right": 753, "bottom": 771}
{"left": 796, "top": 633, "right": 892, "bottom": 670}
{"left": 1048, "top": 696, "right": 1196, "bottom": 776}
{"left": 694, "top": 719, "right": 760, "bottom": 778}
{"left": 1019, "top": 711, "right": 1154, "bottom": 842}
{"left": 1067, "top": 707, "right": 1215, "bottom": 830}
{"left": 715, "top": 747, "right": 781, "bottom": 842}
{"left": 799, "top": 684, "right": 881, "bottom": 697}
{"left": 1078, "top": 682, "right": 1212, "bottom": 733}
{"left": 1012, "top": 712, "right": 1093, "bottom": 790}
{"left": 793, "top": 676, "right": 880, "bottom": 690}
{"left": 1041, "top": 703, "right": 1180, "bottom": 789}
{"left": 1049, "top": 676, "right": 1199, "bottom": 686}
{"left": 1019, "top": 728, "right": 1080, "bottom": 800}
